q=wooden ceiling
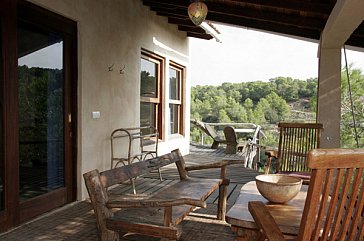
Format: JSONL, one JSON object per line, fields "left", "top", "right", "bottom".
{"left": 142, "top": 0, "right": 364, "bottom": 48}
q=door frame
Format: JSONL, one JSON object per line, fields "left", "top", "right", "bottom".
{"left": 0, "top": 0, "right": 78, "bottom": 231}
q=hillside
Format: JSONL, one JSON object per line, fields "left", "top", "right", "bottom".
{"left": 191, "top": 68, "right": 364, "bottom": 148}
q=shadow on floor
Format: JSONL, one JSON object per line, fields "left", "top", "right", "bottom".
{"left": 0, "top": 202, "right": 235, "bottom": 241}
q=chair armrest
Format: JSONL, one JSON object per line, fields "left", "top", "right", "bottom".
{"left": 248, "top": 201, "right": 286, "bottom": 241}
{"left": 107, "top": 196, "right": 206, "bottom": 208}
{"left": 185, "top": 159, "right": 243, "bottom": 171}
{"left": 265, "top": 150, "right": 278, "bottom": 159}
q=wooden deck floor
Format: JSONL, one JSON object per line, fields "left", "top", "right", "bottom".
{"left": 129, "top": 144, "right": 262, "bottom": 205}
{"left": 0, "top": 144, "right": 262, "bottom": 241}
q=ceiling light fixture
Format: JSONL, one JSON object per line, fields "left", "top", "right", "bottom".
{"left": 188, "top": 0, "right": 208, "bottom": 26}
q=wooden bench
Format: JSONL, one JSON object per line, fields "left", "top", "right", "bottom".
{"left": 83, "top": 149, "right": 241, "bottom": 241}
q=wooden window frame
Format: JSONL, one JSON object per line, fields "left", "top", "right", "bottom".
{"left": 140, "top": 50, "right": 165, "bottom": 140}
{"left": 169, "top": 62, "right": 185, "bottom": 135}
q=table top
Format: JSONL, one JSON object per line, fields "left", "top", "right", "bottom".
{"left": 226, "top": 181, "right": 307, "bottom": 235}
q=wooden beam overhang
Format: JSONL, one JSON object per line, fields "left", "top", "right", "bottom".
{"left": 142, "top": 0, "right": 364, "bottom": 48}
{"left": 143, "top": 0, "right": 334, "bottom": 16}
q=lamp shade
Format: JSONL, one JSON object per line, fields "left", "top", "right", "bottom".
{"left": 188, "top": 1, "right": 208, "bottom": 26}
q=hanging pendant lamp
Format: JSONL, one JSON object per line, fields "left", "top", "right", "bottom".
{"left": 188, "top": 0, "right": 208, "bottom": 26}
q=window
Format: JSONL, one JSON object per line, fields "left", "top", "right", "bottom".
{"left": 169, "top": 62, "right": 184, "bottom": 135}
{"left": 140, "top": 51, "right": 164, "bottom": 137}
{"left": 140, "top": 51, "right": 185, "bottom": 138}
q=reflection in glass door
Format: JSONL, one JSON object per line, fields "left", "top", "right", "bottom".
{"left": 18, "top": 24, "right": 65, "bottom": 200}
{"left": 0, "top": 27, "right": 3, "bottom": 211}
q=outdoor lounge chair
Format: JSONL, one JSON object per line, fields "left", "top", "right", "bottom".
{"left": 190, "top": 119, "right": 226, "bottom": 149}
{"left": 265, "top": 122, "right": 323, "bottom": 182}
{"left": 249, "top": 148, "right": 364, "bottom": 241}
{"left": 223, "top": 126, "right": 245, "bottom": 154}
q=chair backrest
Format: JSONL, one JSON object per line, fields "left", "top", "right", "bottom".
{"left": 223, "top": 126, "right": 237, "bottom": 145}
{"left": 277, "top": 122, "right": 323, "bottom": 172}
{"left": 190, "top": 119, "right": 221, "bottom": 140}
{"left": 204, "top": 123, "right": 219, "bottom": 139}
{"left": 298, "top": 148, "right": 364, "bottom": 241}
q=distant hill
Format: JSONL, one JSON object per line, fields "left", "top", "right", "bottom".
{"left": 191, "top": 68, "right": 364, "bottom": 148}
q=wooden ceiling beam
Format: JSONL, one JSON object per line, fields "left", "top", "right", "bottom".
{"left": 207, "top": 8, "right": 325, "bottom": 30}
{"left": 155, "top": 10, "right": 187, "bottom": 20}
{"left": 208, "top": 12, "right": 321, "bottom": 40}
{"left": 346, "top": 35, "right": 364, "bottom": 48}
{"left": 222, "top": 0, "right": 333, "bottom": 15}
{"left": 352, "top": 22, "right": 364, "bottom": 37}
{"left": 187, "top": 32, "right": 214, "bottom": 40}
{"left": 168, "top": 18, "right": 200, "bottom": 27}
{"left": 142, "top": 0, "right": 333, "bottom": 16}
{"left": 151, "top": 6, "right": 326, "bottom": 31}
{"left": 178, "top": 25, "right": 206, "bottom": 34}
{"left": 143, "top": 0, "right": 364, "bottom": 47}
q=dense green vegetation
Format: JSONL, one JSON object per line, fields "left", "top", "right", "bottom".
{"left": 191, "top": 77, "right": 317, "bottom": 124}
{"left": 18, "top": 65, "right": 64, "bottom": 166}
{"left": 191, "top": 67, "right": 364, "bottom": 148}
{"left": 341, "top": 67, "right": 364, "bottom": 148}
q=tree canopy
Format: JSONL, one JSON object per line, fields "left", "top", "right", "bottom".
{"left": 191, "top": 68, "right": 364, "bottom": 149}
{"left": 191, "top": 77, "right": 317, "bottom": 125}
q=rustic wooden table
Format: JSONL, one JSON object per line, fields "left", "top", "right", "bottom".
{"left": 226, "top": 181, "right": 308, "bottom": 241}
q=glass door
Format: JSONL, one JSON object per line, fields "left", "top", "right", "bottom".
{"left": 0, "top": 26, "right": 3, "bottom": 213}
{"left": 15, "top": 1, "right": 77, "bottom": 224}
{"left": 0, "top": 1, "right": 76, "bottom": 231}
{"left": 18, "top": 23, "right": 65, "bottom": 201}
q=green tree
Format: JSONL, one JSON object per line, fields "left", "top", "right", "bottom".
{"left": 341, "top": 66, "right": 364, "bottom": 148}
{"left": 226, "top": 97, "right": 248, "bottom": 122}
{"left": 271, "top": 77, "right": 299, "bottom": 101}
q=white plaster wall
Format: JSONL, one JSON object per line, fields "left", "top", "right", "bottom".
{"left": 317, "top": 48, "right": 341, "bottom": 148}
{"left": 27, "top": 0, "right": 191, "bottom": 200}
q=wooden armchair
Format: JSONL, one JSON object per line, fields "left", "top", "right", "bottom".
{"left": 249, "top": 148, "right": 364, "bottom": 241}
{"left": 223, "top": 126, "right": 246, "bottom": 154}
{"left": 265, "top": 122, "right": 323, "bottom": 182}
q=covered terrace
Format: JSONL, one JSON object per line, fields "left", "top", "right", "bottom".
{"left": 0, "top": 0, "right": 363, "bottom": 239}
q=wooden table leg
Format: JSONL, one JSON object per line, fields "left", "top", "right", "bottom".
{"left": 231, "top": 226, "right": 259, "bottom": 241}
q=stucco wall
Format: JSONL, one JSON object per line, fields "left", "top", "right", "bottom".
{"left": 28, "top": 0, "right": 191, "bottom": 200}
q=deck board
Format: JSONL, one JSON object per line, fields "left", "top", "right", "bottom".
{"left": 132, "top": 144, "right": 262, "bottom": 204}
{"left": 0, "top": 144, "right": 262, "bottom": 241}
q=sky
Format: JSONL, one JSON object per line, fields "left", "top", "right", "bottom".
{"left": 19, "top": 42, "right": 63, "bottom": 69}
{"left": 190, "top": 24, "right": 364, "bottom": 86}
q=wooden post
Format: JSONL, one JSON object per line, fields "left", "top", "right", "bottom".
{"left": 173, "top": 149, "right": 188, "bottom": 180}
{"left": 161, "top": 206, "right": 172, "bottom": 241}
{"left": 217, "top": 165, "right": 227, "bottom": 220}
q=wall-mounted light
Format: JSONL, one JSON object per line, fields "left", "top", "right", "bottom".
{"left": 188, "top": 0, "right": 208, "bottom": 26}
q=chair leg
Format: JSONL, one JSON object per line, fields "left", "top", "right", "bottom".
{"left": 217, "top": 166, "right": 227, "bottom": 220}
{"left": 160, "top": 207, "right": 172, "bottom": 241}
{"left": 211, "top": 141, "right": 219, "bottom": 149}
{"left": 100, "top": 230, "right": 119, "bottom": 241}
{"left": 217, "top": 184, "right": 227, "bottom": 220}
{"left": 265, "top": 157, "right": 272, "bottom": 174}
{"left": 130, "top": 178, "right": 136, "bottom": 194}
{"left": 158, "top": 168, "right": 163, "bottom": 181}
{"left": 225, "top": 144, "right": 237, "bottom": 154}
